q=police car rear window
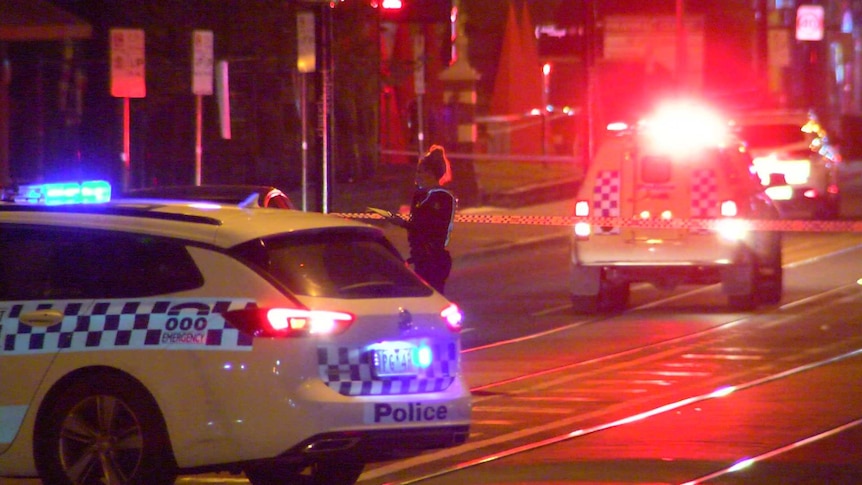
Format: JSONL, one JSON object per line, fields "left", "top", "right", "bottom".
{"left": 0, "top": 227, "right": 203, "bottom": 300}
{"left": 232, "top": 230, "right": 433, "bottom": 299}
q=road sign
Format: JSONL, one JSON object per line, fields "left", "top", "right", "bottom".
{"left": 297, "top": 11, "right": 316, "bottom": 73}
{"left": 192, "top": 30, "right": 214, "bottom": 95}
{"left": 796, "top": 5, "right": 824, "bottom": 41}
{"left": 110, "top": 28, "right": 146, "bottom": 98}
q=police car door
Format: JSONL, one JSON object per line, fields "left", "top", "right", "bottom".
{"left": 0, "top": 226, "right": 95, "bottom": 453}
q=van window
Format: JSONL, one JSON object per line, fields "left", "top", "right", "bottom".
{"left": 641, "top": 156, "right": 672, "bottom": 184}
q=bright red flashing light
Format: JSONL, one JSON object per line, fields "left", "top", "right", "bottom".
{"left": 225, "top": 308, "right": 354, "bottom": 337}
{"left": 441, "top": 304, "right": 463, "bottom": 332}
{"left": 382, "top": 0, "right": 403, "bottom": 9}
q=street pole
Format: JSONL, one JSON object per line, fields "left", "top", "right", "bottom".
{"left": 676, "top": 0, "right": 687, "bottom": 92}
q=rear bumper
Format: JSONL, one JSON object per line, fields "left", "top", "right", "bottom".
{"left": 278, "top": 425, "right": 470, "bottom": 464}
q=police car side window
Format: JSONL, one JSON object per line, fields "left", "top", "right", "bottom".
{"left": 0, "top": 227, "right": 203, "bottom": 300}
{"left": 0, "top": 229, "right": 54, "bottom": 300}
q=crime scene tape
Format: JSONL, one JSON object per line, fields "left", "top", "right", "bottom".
{"left": 336, "top": 212, "right": 862, "bottom": 233}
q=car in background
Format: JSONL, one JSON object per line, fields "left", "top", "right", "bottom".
{"left": 0, "top": 200, "right": 469, "bottom": 484}
{"left": 570, "top": 100, "right": 783, "bottom": 313}
{"left": 729, "top": 109, "right": 841, "bottom": 219}
{"left": 121, "top": 184, "right": 295, "bottom": 209}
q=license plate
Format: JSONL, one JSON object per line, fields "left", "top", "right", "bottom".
{"left": 372, "top": 347, "right": 415, "bottom": 377}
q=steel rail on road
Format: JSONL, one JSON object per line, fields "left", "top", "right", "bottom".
{"left": 360, "top": 251, "right": 862, "bottom": 484}
{"left": 378, "top": 347, "right": 862, "bottom": 485}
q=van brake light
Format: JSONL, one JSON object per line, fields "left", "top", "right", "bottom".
{"left": 575, "top": 200, "right": 590, "bottom": 217}
{"left": 574, "top": 200, "right": 592, "bottom": 239}
{"left": 720, "top": 200, "right": 738, "bottom": 217}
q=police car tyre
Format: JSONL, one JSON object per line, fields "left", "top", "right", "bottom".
{"left": 33, "top": 370, "right": 176, "bottom": 485}
{"left": 244, "top": 461, "right": 363, "bottom": 485}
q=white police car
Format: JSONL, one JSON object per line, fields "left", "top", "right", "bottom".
{"left": 0, "top": 200, "right": 470, "bottom": 484}
{"left": 730, "top": 109, "right": 841, "bottom": 219}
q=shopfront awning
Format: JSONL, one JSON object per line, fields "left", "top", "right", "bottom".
{"left": 0, "top": 0, "right": 92, "bottom": 41}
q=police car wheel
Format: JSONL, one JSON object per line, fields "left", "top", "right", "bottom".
{"left": 33, "top": 371, "right": 176, "bottom": 485}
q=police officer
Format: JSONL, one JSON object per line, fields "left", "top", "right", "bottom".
{"left": 384, "top": 145, "right": 456, "bottom": 294}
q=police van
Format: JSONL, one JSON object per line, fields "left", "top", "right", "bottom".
{"left": 0, "top": 200, "right": 470, "bottom": 484}
{"left": 570, "top": 101, "right": 783, "bottom": 313}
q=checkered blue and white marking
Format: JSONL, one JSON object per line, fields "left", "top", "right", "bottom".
{"left": 318, "top": 342, "right": 458, "bottom": 396}
{"left": 593, "top": 170, "right": 621, "bottom": 234}
{"left": 0, "top": 299, "right": 256, "bottom": 355}
{"left": 690, "top": 168, "right": 719, "bottom": 233}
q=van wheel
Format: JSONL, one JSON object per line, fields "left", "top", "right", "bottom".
{"left": 728, "top": 293, "right": 756, "bottom": 311}
{"left": 597, "top": 281, "right": 629, "bottom": 312}
{"left": 571, "top": 294, "right": 598, "bottom": 314}
{"left": 756, "top": 255, "right": 783, "bottom": 306}
{"left": 34, "top": 371, "right": 176, "bottom": 485}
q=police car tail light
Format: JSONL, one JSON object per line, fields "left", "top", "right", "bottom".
{"left": 765, "top": 184, "right": 794, "bottom": 201}
{"left": 574, "top": 200, "right": 591, "bottom": 239}
{"left": 441, "top": 303, "right": 463, "bottom": 333}
{"left": 224, "top": 308, "right": 354, "bottom": 337}
{"left": 753, "top": 156, "right": 811, "bottom": 185}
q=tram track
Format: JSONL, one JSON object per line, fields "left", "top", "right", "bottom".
{"left": 373, "top": 347, "right": 862, "bottom": 484}
{"left": 361, "top": 245, "right": 862, "bottom": 484}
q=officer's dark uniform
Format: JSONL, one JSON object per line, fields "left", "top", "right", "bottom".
{"left": 404, "top": 187, "right": 456, "bottom": 294}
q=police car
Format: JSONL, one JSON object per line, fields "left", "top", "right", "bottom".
{"left": 0, "top": 200, "right": 470, "bottom": 484}
{"left": 570, "top": 100, "right": 783, "bottom": 313}
{"left": 729, "top": 109, "right": 841, "bottom": 219}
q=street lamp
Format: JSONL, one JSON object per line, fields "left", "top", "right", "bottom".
{"left": 542, "top": 62, "right": 551, "bottom": 155}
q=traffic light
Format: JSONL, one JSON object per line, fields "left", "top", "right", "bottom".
{"left": 378, "top": 0, "right": 451, "bottom": 23}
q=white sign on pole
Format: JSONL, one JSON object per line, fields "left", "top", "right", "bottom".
{"left": 110, "top": 28, "right": 146, "bottom": 98}
{"left": 796, "top": 5, "right": 825, "bottom": 41}
{"left": 192, "top": 30, "right": 214, "bottom": 95}
{"left": 297, "top": 11, "right": 316, "bottom": 73}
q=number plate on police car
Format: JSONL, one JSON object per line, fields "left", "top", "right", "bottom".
{"left": 372, "top": 347, "right": 415, "bottom": 377}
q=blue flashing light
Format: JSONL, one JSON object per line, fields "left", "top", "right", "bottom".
{"left": 413, "top": 345, "right": 433, "bottom": 369}
{"left": 16, "top": 180, "right": 112, "bottom": 205}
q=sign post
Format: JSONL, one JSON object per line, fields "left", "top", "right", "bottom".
{"left": 413, "top": 32, "right": 426, "bottom": 155}
{"left": 192, "top": 30, "right": 214, "bottom": 186}
{"left": 297, "top": 10, "right": 316, "bottom": 211}
{"left": 109, "top": 28, "right": 146, "bottom": 191}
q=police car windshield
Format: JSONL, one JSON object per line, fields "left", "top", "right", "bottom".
{"left": 232, "top": 230, "right": 433, "bottom": 299}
